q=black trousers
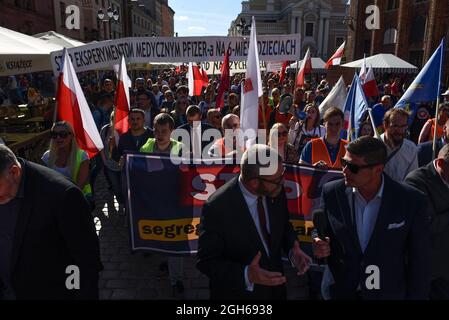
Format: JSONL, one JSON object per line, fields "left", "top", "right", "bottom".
{"left": 430, "top": 278, "right": 449, "bottom": 300}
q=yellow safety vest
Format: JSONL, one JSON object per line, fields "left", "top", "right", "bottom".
{"left": 72, "top": 149, "right": 92, "bottom": 197}
{"left": 140, "top": 138, "right": 183, "bottom": 155}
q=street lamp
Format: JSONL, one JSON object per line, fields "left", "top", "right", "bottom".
{"left": 97, "top": 4, "right": 119, "bottom": 40}
{"left": 235, "top": 17, "right": 251, "bottom": 36}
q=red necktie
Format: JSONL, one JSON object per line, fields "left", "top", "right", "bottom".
{"left": 257, "top": 197, "right": 271, "bottom": 249}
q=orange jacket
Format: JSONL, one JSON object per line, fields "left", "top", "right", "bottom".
{"left": 311, "top": 138, "right": 348, "bottom": 169}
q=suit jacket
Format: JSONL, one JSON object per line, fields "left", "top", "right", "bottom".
{"left": 417, "top": 140, "right": 444, "bottom": 167}
{"left": 405, "top": 163, "right": 449, "bottom": 280}
{"left": 320, "top": 175, "right": 431, "bottom": 300}
{"left": 4, "top": 160, "right": 102, "bottom": 300}
{"left": 196, "top": 176, "right": 297, "bottom": 300}
{"left": 176, "top": 122, "right": 217, "bottom": 154}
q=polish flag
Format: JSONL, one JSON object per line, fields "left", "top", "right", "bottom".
{"left": 240, "top": 16, "right": 263, "bottom": 147}
{"left": 326, "top": 41, "right": 346, "bottom": 68}
{"left": 296, "top": 48, "right": 312, "bottom": 88}
{"left": 188, "top": 62, "right": 209, "bottom": 96}
{"left": 216, "top": 50, "right": 230, "bottom": 109}
{"left": 359, "top": 55, "right": 367, "bottom": 83}
{"left": 114, "top": 55, "right": 132, "bottom": 136}
{"left": 363, "top": 66, "right": 380, "bottom": 97}
{"left": 56, "top": 49, "right": 103, "bottom": 158}
{"left": 279, "top": 61, "right": 289, "bottom": 85}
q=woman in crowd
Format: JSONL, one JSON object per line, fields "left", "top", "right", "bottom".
{"left": 42, "top": 121, "right": 92, "bottom": 205}
{"left": 359, "top": 121, "right": 375, "bottom": 137}
{"left": 269, "top": 123, "right": 299, "bottom": 164}
{"left": 288, "top": 104, "right": 326, "bottom": 155}
{"left": 418, "top": 103, "right": 449, "bottom": 144}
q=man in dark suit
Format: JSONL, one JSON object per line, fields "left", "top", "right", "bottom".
{"left": 417, "top": 118, "right": 448, "bottom": 167}
{"left": 313, "top": 136, "right": 431, "bottom": 300}
{"left": 176, "top": 105, "right": 217, "bottom": 155}
{"left": 197, "top": 144, "right": 311, "bottom": 300}
{"left": 405, "top": 144, "right": 449, "bottom": 299}
{"left": 0, "top": 145, "right": 102, "bottom": 300}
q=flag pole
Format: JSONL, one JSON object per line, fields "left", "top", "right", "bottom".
{"left": 432, "top": 98, "right": 442, "bottom": 160}
{"left": 368, "top": 108, "right": 381, "bottom": 139}
{"left": 432, "top": 39, "right": 444, "bottom": 160}
{"left": 261, "top": 93, "right": 267, "bottom": 131}
{"left": 294, "top": 60, "right": 300, "bottom": 90}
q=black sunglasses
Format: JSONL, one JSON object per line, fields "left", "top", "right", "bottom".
{"left": 50, "top": 131, "right": 71, "bottom": 139}
{"left": 340, "top": 158, "right": 378, "bottom": 174}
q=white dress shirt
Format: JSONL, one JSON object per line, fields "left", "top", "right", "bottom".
{"left": 381, "top": 134, "right": 418, "bottom": 182}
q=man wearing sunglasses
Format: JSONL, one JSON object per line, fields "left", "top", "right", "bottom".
{"left": 197, "top": 144, "right": 311, "bottom": 300}
{"left": 313, "top": 136, "right": 430, "bottom": 300}
{"left": 405, "top": 144, "right": 449, "bottom": 299}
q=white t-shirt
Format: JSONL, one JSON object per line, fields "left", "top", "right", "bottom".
{"left": 42, "top": 150, "right": 89, "bottom": 180}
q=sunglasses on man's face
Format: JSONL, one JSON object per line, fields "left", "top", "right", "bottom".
{"left": 340, "top": 158, "right": 378, "bottom": 174}
{"left": 50, "top": 131, "right": 71, "bottom": 139}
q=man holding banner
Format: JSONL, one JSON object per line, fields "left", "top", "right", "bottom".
{"left": 197, "top": 144, "right": 311, "bottom": 300}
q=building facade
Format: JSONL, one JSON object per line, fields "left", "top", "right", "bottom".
{"left": 0, "top": 0, "right": 55, "bottom": 35}
{"left": 228, "top": 0, "right": 348, "bottom": 61}
{"left": 347, "top": 0, "right": 449, "bottom": 80}
{"left": 160, "top": 0, "right": 174, "bottom": 37}
{"left": 53, "top": 0, "right": 84, "bottom": 41}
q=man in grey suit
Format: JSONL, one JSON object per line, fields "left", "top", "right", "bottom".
{"left": 405, "top": 144, "right": 449, "bottom": 299}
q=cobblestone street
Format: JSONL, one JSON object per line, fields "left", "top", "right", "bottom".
{"left": 94, "top": 173, "right": 309, "bottom": 300}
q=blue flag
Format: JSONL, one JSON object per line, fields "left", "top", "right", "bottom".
{"left": 395, "top": 38, "right": 445, "bottom": 121}
{"left": 344, "top": 74, "right": 369, "bottom": 141}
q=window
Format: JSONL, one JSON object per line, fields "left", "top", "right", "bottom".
{"left": 305, "top": 23, "right": 314, "bottom": 37}
{"left": 409, "top": 15, "right": 426, "bottom": 44}
{"left": 387, "top": 0, "right": 399, "bottom": 10}
{"left": 60, "top": 1, "right": 66, "bottom": 28}
{"left": 384, "top": 28, "right": 398, "bottom": 44}
{"left": 336, "top": 37, "right": 345, "bottom": 48}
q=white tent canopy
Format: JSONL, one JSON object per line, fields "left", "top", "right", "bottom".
{"left": 33, "top": 31, "right": 85, "bottom": 48}
{"left": 289, "top": 58, "right": 327, "bottom": 71}
{"left": 0, "top": 26, "right": 63, "bottom": 76}
{"left": 341, "top": 54, "right": 418, "bottom": 73}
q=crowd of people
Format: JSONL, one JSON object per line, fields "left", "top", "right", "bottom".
{"left": 1, "top": 64, "right": 449, "bottom": 300}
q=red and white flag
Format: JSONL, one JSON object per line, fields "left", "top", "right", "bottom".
{"left": 240, "top": 16, "right": 263, "bottom": 147}
{"left": 326, "top": 41, "right": 346, "bottom": 69}
{"left": 359, "top": 55, "right": 367, "bottom": 83}
{"left": 216, "top": 50, "right": 230, "bottom": 109}
{"left": 296, "top": 48, "right": 312, "bottom": 88}
{"left": 188, "top": 62, "right": 209, "bottom": 96}
{"left": 56, "top": 49, "right": 103, "bottom": 158}
{"left": 279, "top": 61, "right": 289, "bottom": 85}
{"left": 363, "top": 66, "right": 380, "bottom": 97}
{"left": 114, "top": 55, "right": 131, "bottom": 136}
